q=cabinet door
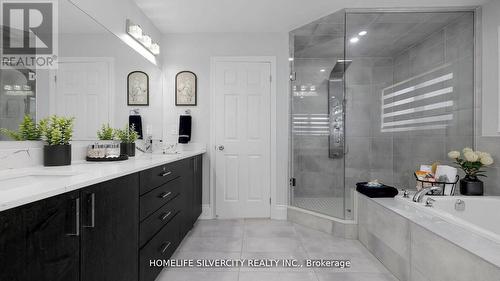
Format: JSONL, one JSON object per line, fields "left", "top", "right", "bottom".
{"left": 180, "top": 157, "right": 194, "bottom": 236}
{"left": 24, "top": 191, "right": 81, "bottom": 281}
{"left": 80, "top": 173, "right": 139, "bottom": 281}
{"left": 0, "top": 206, "right": 26, "bottom": 281}
{"left": 193, "top": 155, "right": 203, "bottom": 222}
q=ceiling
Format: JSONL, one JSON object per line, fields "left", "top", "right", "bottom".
{"left": 133, "top": 0, "right": 486, "bottom": 33}
{"left": 59, "top": 0, "right": 108, "bottom": 34}
{"left": 293, "top": 11, "right": 473, "bottom": 58}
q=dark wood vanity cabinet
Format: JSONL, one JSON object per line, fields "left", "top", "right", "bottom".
{"left": 0, "top": 154, "right": 203, "bottom": 281}
{"left": 0, "top": 191, "right": 81, "bottom": 281}
{"left": 80, "top": 174, "right": 139, "bottom": 281}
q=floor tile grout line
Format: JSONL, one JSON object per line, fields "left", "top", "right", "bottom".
{"left": 292, "top": 223, "right": 321, "bottom": 281}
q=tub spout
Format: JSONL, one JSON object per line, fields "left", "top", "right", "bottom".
{"left": 413, "top": 186, "right": 442, "bottom": 202}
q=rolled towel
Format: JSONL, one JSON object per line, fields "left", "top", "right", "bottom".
{"left": 178, "top": 115, "right": 192, "bottom": 144}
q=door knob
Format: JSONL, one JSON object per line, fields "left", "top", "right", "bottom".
{"left": 217, "top": 145, "right": 225, "bottom": 151}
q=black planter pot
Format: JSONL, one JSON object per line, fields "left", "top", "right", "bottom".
{"left": 460, "top": 176, "right": 484, "bottom": 195}
{"left": 44, "top": 144, "right": 72, "bottom": 166}
{"left": 120, "top": 143, "right": 136, "bottom": 157}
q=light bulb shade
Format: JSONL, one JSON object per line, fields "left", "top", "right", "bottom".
{"left": 128, "top": 24, "right": 142, "bottom": 39}
{"left": 140, "top": 35, "right": 152, "bottom": 48}
{"left": 150, "top": 43, "right": 160, "bottom": 55}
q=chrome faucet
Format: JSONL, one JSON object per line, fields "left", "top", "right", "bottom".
{"left": 136, "top": 135, "right": 153, "bottom": 153}
{"left": 413, "top": 186, "right": 441, "bottom": 202}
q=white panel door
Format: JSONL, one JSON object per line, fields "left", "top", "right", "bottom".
{"left": 214, "top": 61, "right": 271, "bottom": 218}
{"left": 53, "top": 61, "right": 110, "bottom": 140}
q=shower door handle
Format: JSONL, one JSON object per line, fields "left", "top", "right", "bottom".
{"left": 217, "top": 145, "right": 225, "bottom": 151}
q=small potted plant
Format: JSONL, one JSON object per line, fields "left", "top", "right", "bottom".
{"left": 115, "top": 124, "right": 138, "bottom": 157}
{"left": 448, "top": 148, "right": 494, "bottom": 195}
{"left": 39, "top": 115, "right": 75, "bottom": 166}
{"left": 97, "top": 123, "right": 115, "bottom": 141}
{"left": 0, "top": 115, "right": 41, "bottom": 141}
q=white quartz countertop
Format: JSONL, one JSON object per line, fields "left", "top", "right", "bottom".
{"left": 0, "top": 150, "right": 205, "bottom": 212}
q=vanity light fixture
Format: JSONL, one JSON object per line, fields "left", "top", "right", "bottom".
{"left": 150, "top": 43, "right": 160, "bottom": 55}
{"left": 350, "top": 37, "right": 359, "bottom": 43}
{"left": 358, "top": 30, "right": 367, "bottom": 36}
{"left": 128, "top": 23, "right": 143, "bottom": 39}
{"left": 320, "top": 69, "right": 326, "bottom": 72}
{"left": 126, "top": 19, "right": 161, "bottom": 56}
{"left": 140, "top": 35, "right": 152, "bottom": 48}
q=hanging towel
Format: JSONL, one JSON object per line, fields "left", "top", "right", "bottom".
{"left": 178, "top": 115, "right": 192, "bottom": 144}
{"left": 129, "top": 115, "right": 143, "bottom": 139}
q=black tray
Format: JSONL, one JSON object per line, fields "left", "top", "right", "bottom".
{"left": 86, "top": 155, "right": 129, "bottom": 162}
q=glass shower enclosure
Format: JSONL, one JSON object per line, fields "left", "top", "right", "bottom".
{"left": 289, "top": 9, "right": 475, "bottom": 220}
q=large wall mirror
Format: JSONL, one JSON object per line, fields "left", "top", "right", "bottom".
{"left": 0, "top": 0, "right": 163, "bottom": 141}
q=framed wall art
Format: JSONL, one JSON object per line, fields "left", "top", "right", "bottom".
{"left": 175, "top": 71, "right": 197, "bottom": 106}
{"left": 127, "top": 71, "right": 149, "bottom": 106}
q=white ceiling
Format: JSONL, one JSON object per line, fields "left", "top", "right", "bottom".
{"left": 134, "top": 0, "right": 487, "bottom": 33}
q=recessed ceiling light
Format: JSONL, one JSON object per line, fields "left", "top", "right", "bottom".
{"left": 358, "top": 31, "right": 367, "bottom": 36}
{"left": 350, "top": 37, "right": 359, "bottom": 43}
{"left": 320, "top": 69, "right": 326, "bottom": 72}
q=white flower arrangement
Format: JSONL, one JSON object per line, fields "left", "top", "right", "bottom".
{"left": 448, "top": 148, "right": 494, "bottom": 178}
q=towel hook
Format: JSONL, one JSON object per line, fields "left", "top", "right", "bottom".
{"left": 184, "top": 109, "right": 191, "bottom": 115}
{"left": 130, "top": 108, "right": 140, "bottom": 115}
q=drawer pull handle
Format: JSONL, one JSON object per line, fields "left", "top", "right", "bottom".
{"left": 159, "top": 191, "right": 172, "bottom": 199}
{"left": 160, "top": 242, "right": 172, "bottom": 254}
{"left": 160, "top": 171, "right": 172, "bottom": 177}
{"left": 160, "top": 211, "right": 172, "bottom": 221}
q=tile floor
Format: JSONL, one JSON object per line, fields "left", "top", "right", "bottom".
{"left": 156, "top": 219, "right": 399, "bottom": 281}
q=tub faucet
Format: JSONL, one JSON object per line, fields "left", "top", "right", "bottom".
{"left": 413, "top": 186, "right": 441, "bottom": 202}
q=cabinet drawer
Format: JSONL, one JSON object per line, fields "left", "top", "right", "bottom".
{"left": 140, "top": 177, "right": 181, "bottom": 221}
{"left": 140, "top": 160, "right": 186, "bottom": 195}
{"left": 139, "top": 214, "right": 180, "bottom": 281}
{"left": 140, "top": 195, "right": 181, "bottom": 247}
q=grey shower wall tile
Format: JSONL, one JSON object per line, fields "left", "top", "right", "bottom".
{"left": 446, "top": 109, "right": 474, "bottom": 137}
{"left": 410, "top": 41, "right": 445, "bottom": 77}
{"left": 477, "top": 137, "right": 500, "bottom": 165}
{"left": 370, "top": 137, "right": 393, "bottom": 169}
{"left": 482, "top": 167, "right": 500, "bottom": 195}
{"left": 345, "top": 137, "right": 370, "bottom": 169}
{"left": 409, "top": 136, "right": 446, "bottom": 162}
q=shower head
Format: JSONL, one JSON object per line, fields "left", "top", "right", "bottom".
{"left": 329, "top": 60, "right": 352, "bottom": 80}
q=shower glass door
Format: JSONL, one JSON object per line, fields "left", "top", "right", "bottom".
{"left": 289, "top": 10, "right": 348, "bottom": 219}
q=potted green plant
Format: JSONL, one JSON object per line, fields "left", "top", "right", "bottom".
{"left": 0, "top": 115, "right": 41, "bottom": 141}
{"left": 97, "top": 123, "right": 115, "bottom": 141}
{"left": 115, "top": 124, "right": 138, "bottom": 157}
{"left": 39, "top": 115, "right": 75, "bottom": 166}
{"left": 448, "top": 148, "right": 494, "bottom": 195}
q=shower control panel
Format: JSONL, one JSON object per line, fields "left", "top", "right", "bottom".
{"left": 328, "top": 60, "right": 350, "bottom": 159}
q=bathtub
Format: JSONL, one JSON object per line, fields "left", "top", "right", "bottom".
{"left": 357, "top": 193, "right": 500, "bottom": 281}
{"left": 418, "top": 196, "right": 500, "bottom": 244}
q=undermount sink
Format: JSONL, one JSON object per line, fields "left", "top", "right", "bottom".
{"left": 0, "top": 173, "right": 77, "bottom": 191}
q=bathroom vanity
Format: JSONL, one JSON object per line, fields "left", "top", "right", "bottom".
{"left": 0, "top": 151, "right": 204, "bottom": 281}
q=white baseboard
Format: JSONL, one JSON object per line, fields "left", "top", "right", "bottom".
{"left": 271, "top": 204, "right": 288, "bottom": 220}
{"left": 199, "top": 204, "right": 213, "bottom": 220}
{"left": 198, "top": 204, "right": 287, "bottom": 220}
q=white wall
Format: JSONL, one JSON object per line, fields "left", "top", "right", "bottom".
{"left": 161, "top": 33, "right": 290, "bottom": 211}
{"left": 481, "top": 0, "right": 500, "bottom": 136}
